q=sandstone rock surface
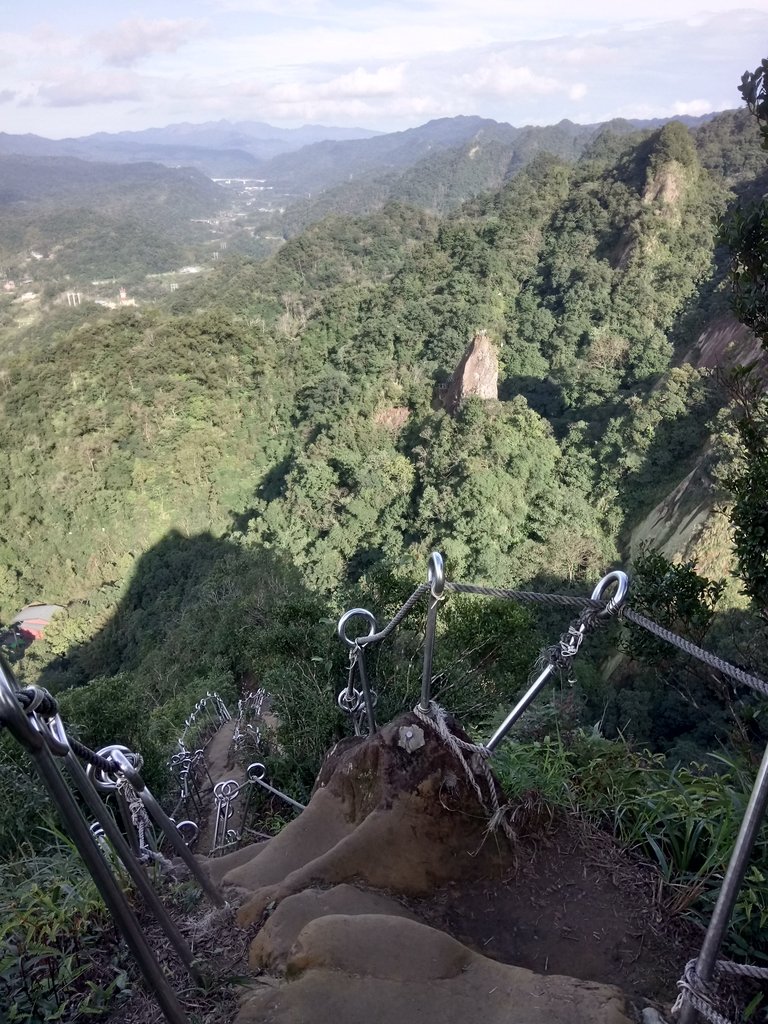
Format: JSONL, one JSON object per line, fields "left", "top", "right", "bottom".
{"left": 202, "top": 712, "right": 636, "bottom": 1024}
{"left": 249, "top": 884, "right": 417, "bottom": 970}
{"left": 228, "top": 714, "right": 513, "bottom": 927}
{"left": 443, "top": 332, "right": 498, "bottom": 413}
{"left": 236, "top": 913, "right": 632, "bottom": 1024}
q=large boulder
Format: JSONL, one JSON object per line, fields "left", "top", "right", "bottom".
{"left": 443, "top": 332, "right": 499, "bottom": 413}
{"left": 236, "top": 913, "right": 632, "bottom": 1024}
{"left": 226, "top": 712, "right": 520, "bottom": 927}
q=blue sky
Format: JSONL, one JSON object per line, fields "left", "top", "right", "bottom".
{"left": 1, "top": 1, "right": 767, "bottom": 136}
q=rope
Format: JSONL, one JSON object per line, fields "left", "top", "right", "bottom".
{"left": 428, "top": 580, "right": 768, "bottom": 700}
{"left": 354, "top": 583, "right": 431, "bottom": 646}
{"left": 69, "top": 737, "right": 115, "bottom": 773}
{"left": 444, "top": 581, "right": 602, "bottom": 609}
{"left": 672, "top": 958, "right": 768, "bottom": 1024}
{"left": 10, "top": 685, "right": 117, "bottom": 771}
{"left": 15, "top": 686, "right": 60, "bottom": 717}
{"left": 413, "top": 701, "right": 516, "bottom": 842}
{"left": 118, "top": 776, "right": 153, "bottom": 853}
{"left": 622, "top": 608, "right": 768, "bottom": 699}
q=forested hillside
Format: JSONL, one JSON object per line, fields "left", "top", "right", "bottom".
{"left": 0, "top": 108, "right": 764, "bottom": 714}
{"left": 3, "top": 98, "right": 768, "bottom": 997}
{"left": 0, "top": 156, "right": 229, "bottom": 282}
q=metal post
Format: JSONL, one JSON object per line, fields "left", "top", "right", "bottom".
{"left": 355, "top": 650, "right": 378, "bottom": 735}
{"left": 419, "top": 552, "right": 445, "bottom": 712}
{"left": 484, "top": 571, "right": 629, "bottom": 753}
{"left": 248, "top": 763, "right": 306, "bottom": 811}
{"left": 337, "top": 608, "right": 378, "bottom": 735}
{"left": 29, "top": 749, "right": 191, "bottom": 1024}
{"left": 678, "top": 738, "right": 768, "bottom": 1024}
{"left": 61, "top": 741, "right": 202, "bottom": 984}
{"left": 0, "top": 665, "right": 190, "bottom": 1024}
{"left": 115, "top": 786, "right": 142, "bottom": 855}
{"left": 486, "top": 663, "right": 556, "bottom": 752}
{"left": 109, "top": 750, "right": 226, "bottom": 908}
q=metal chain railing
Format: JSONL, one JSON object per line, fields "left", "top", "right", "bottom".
{"left": 210, "top": 761, "right": 305, "bottom": 855}
{"left": 5, "top": 551, "right": 768, "bottom": 1024}
{"left": 0, "top": 656, "right": 227, "bottom": 1024}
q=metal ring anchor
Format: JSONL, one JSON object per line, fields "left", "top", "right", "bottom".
{"left": 428, "top": 551, "right": 445, "bottom": 599}
{"left": 171, "top": 820, "right": 199, "bottom": 845}
{"left": 337, "top": 608, "right": 379, "bottom": 734}
{"left": 591, "top": 570, "right": 629, "bottom": 618}
{"left": 485, "top": 569, "right": 630, "bottom": 753}
{"left": 337, "top": 688, "right": 364, "bottom": 713}
{"left": 337, "top": 607, "right": 377, "bottom": 648}
{"left": 108, "top": 748, "right": 225, "bottom": 907}
{"left": 247, "top": 762, "right": 306, "bottom": 812}
{"left": 85, "top": 744, "right": 142, "bottom": 792}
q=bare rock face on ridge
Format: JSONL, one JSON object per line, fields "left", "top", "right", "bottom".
{"left": 238, "top": 913, "right": 631, "bottom": 1024}
{"left": 443, "top": 331, "right": 499, "bottom": 413}
{"left": 226, "top": 712, "right": 514, "bottom": 925}
{"left": 205, "top": 711, "right": 635, "bottom": 1024}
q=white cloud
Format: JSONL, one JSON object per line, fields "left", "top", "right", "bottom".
{"left": 457, "top": 60, "right": 587, "bottom": 103}
{"left": 1, "top": 4, "right": 767, "bottom": 135}
{"left": 672, "top": 98, "right": 716, "bottom": 117}
{"left": 88, "top": 19, "right": 203, "bottom": 68}
{"left": 37, "top": 71, "right": 148, "bottom": 108}
{"left": 460, "top": 65, "right": 561, "bottom": 97}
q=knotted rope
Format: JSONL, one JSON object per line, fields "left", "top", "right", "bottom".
{"left": 673, "top": 958, "right": 768, "bottom": 1024}
{"left": 413, "top": 700, "right": 516, "bottom": 842}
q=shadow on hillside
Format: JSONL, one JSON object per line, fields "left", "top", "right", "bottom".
{"left": 500, "top": 374, "right": 565, "bottom": 421}
{"left": 36, "top": 529, "right": 325, "bottom": 694}
{"left": 617, "top": 388, "right": 722, "bottom": 549}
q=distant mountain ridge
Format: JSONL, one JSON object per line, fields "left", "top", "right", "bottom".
{"left": 0, "top": 154, "right": 227, "bottom": 279}
{"left": 0, "top": 120, "right": 381, "bottom": 174}
{"left": 0, "top": 112, "right": 722, "bottom": 182}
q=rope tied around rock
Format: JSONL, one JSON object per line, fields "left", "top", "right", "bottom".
{"left": 672, "top": 958, "right": 768, "bottom": 1024}
{"left": 413, "top": 700, "right": 517, "bottom": 842}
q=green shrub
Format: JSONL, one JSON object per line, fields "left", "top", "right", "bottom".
{"left": 494, "top": 729, "right": 768, "bottom": 959}
{"left": 0, "top": 838, "right": 132, "bottom": 1022}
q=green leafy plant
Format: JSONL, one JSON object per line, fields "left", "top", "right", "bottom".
{"left": 494, "top": 729, "right": 768, "bottom": 959}
{"left": 0, "top": 837, "right": 133, "bottom": 1022}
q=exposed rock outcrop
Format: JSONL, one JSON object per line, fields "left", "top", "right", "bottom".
{"left": 443, "top": 331, "right": 498, "bottom": 413}
{"left": 236, "top": 913, "right": 632, "bottom": 1024}
{"left": 681, "top": 313, "right": 763, "bottom": 374}
{"left": 226, "top": 713, "right": 515, "bottom": 926}
{"left": 201, "top": 712, "right": 666, "bottom": 1024}
{"left": 643, "top": 164, "right": 683, "bottom": 206}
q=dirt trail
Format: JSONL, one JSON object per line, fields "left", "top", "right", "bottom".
{"left": 195, "top": 719, "right": 245, "bottom": 854}
{"left": 406, "top": 817, "right": 697, "bottom": 1005}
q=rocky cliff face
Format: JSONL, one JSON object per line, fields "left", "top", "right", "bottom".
{"left": 443, "top": 332, "right": 498, "bottom": 413}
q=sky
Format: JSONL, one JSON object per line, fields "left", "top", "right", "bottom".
{"left": 0, "top": 1, "right": 767, "bottom": 137}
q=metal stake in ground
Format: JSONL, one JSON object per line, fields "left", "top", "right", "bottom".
{"left": 38, "top": 715, "right": 203, "bottom": 985}
{"left": 677, "top": 736, "right": 768, "bottom": 1024}
{"left": 337, "top": 607, "right": 379, "bottom": 734}
{"left": 108, "top": 748, "right": 227, "bottom": 908}
{"left": 485, "top": 570, "right": 629, "bottom": 753}
{"left": 0, "top": 658, "right": 190, "bottom": 1024}
{"left": 419, "top": 552, "right": 445, "bottom": 713}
